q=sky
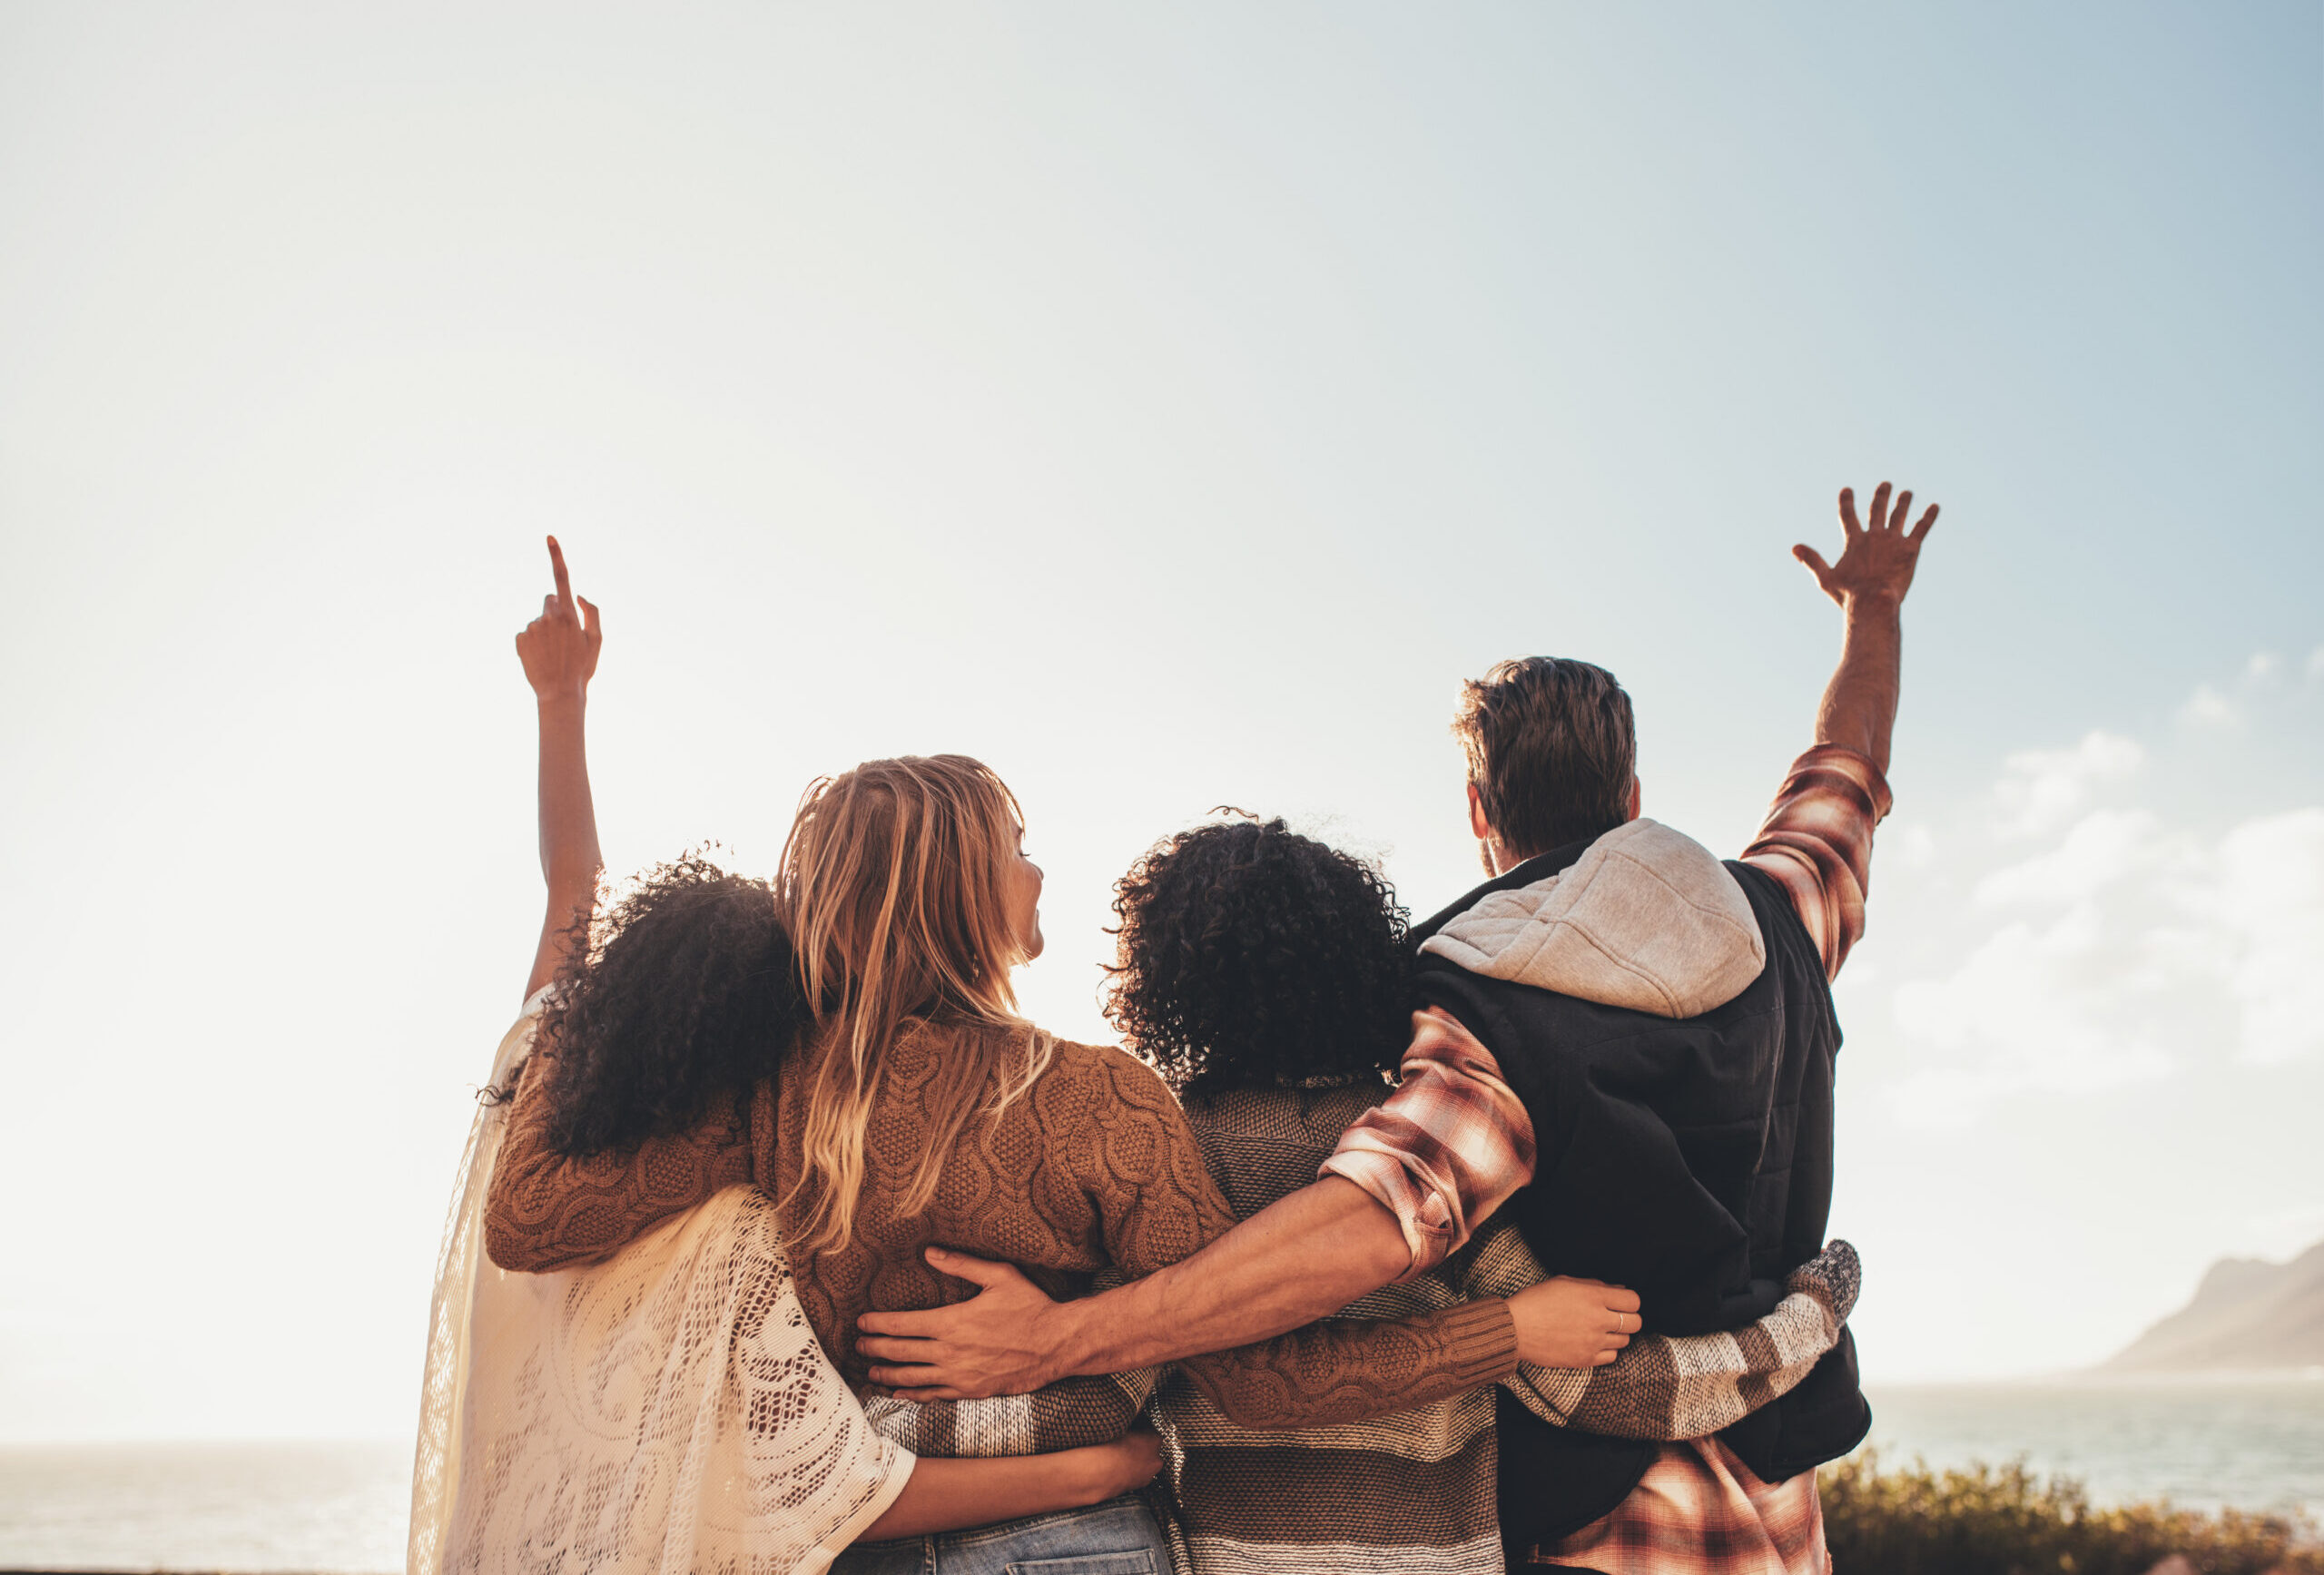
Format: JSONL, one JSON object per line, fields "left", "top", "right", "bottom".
{"left": 1, "top": 1, "right": 2317, "bottom": 1441}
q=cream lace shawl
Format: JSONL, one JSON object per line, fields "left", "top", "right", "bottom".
{"left": 409, "top": 996, "right": 913, "bottom": 1575}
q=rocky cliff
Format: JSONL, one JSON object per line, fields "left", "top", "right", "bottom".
{"left": 2101, "top": 1237, "right": 2324, "bottom": 1372}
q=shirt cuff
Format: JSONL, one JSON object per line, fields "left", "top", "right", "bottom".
{"left": 1437, "top": 1298, "right": 1522, "bottom": 1386}
{"left": 1320, "top": 1147, "right": 1457, "bottom": 1281}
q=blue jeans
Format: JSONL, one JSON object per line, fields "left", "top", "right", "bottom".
{"left": 832, "top": 1495, "right": 1167, "bottom": 1575}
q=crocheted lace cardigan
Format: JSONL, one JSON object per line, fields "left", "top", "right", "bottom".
{"left": 409, "top": 997, "right": 910, "bottom": 1575}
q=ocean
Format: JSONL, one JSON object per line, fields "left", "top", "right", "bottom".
{"left": 1861, "top": 1377, "right": 2324, "bottom": 1521}
{"left": 2, "top": 1379, "right": 2316, "bottom": 1572}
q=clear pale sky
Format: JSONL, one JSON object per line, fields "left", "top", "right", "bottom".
{"left": 2, "top": 2, "right": 2317, "bottom": 1441}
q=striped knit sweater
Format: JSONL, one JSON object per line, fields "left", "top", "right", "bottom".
{"left": 1151, "top": 1082, "right": 1861, "bottom": 1575}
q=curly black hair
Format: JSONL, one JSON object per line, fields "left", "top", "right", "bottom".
{"left": 1105, "top": 814, "right": 1412, "bottom": 1098}
{"left": 534, "top": 851, "right": 812, "bottom": 1156}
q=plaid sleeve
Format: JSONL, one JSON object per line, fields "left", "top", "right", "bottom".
{"left": 1738, "top": 743, "right": 1893, "bottom": 980}
{"left": 1321, "top": 1007, "right": 1538, "bottom": 1279}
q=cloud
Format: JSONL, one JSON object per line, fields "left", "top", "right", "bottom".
{"left": 1890, "top": 903, "right": 2173, "bottom": 1126}
{"left": 1993, "top": 731, "right": 2143, "bottom": 836}
{"left": 2245, "top": 652, "right": 2280, "bottom": 684}
{"left": 1882, "top": 735, "right": 2321, "bottom": 1125}
{"left": 2204, "top": 808, "right": 2324, "bottom": 1066}
{"left": 1975, "top": 808, "right": 2160, "bottom": 908}
{"left": 2177, "top": 683, "right": 2240, "bottom": 729}
{"left": 2308, "top": 645, "right": 2324, "bottom": 682}
{"left": 1890, "top": 822, "right": 1938, "bottom": 872}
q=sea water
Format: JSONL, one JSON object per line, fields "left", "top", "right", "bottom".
{"left": 0, "top": 1439, "right": 409, "bottom": 1573}
{"left": 1860, "top": 1377, "right": 2324, "bottom": 1522}
{"left": 2, "top": 1380, "right": 2317, "bottom": 1571}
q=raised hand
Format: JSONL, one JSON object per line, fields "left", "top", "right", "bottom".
{"left": 1793, "top": 481, "right": 1938, "bottom": 609}
{"left": 517, "top": 536, "right": 606, "bottom": 999}
{"left": 516, "top": 536, "right": 603, "bottom": 704}
{"left": 1507, "top": 1275, "right": 1642, "bottom": 1369}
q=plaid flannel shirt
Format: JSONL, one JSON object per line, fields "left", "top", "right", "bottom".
{"left": 1321, "top": 743, "right": 1890, "bottom": 1575}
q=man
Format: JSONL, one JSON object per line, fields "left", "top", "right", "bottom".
{"left": 860, "top": 481, "right": 1935, "bottom": 1572}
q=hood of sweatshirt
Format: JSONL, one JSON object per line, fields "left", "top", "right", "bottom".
{"left": 1416, "top": 818, "right": 1765, "bottom": 1019}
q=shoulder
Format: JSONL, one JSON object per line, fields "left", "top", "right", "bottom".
{"left": 1413, "top": 960, "right": 1524, "bottom": 1053}
{"left": 1044, "top": 1036, "right": 1181, "bottom": 1110}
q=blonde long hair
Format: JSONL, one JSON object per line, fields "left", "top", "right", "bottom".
{"left": 778, "top": 753, "right": 1053, "bottom": 1257}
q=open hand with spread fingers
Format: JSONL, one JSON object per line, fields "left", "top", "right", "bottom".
{"left": 1508, "top": 1275, "right": 1643, "bottom": 1369}
{"left": 1793, "top": 481, "right": 1938, "bottom": 610}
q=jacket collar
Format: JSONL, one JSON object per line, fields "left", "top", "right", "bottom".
{"left": 1409, "top": 834, "right": 1599, "bottom": 950}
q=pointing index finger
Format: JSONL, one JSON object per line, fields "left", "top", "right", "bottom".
{"left": 547, "top": 536, "right": 575, "bottom": 620}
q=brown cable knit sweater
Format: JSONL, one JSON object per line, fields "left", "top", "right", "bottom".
{"left": 485, "top": 1020, "right": 1519, "bottom": 1435}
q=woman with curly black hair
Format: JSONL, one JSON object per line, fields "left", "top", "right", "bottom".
{"left": 1105, "top": 816, "right": 1867, "bottom": 1574}
{"left": 1107, "top": 812, "right": 1412, "bottom": 1099}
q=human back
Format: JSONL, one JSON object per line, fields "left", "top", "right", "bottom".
{"left": 766, "top": 751, "right": 1195, "bottom": 1379}
{"left": 768, "top": 1017, "right": 1235, "bottom": 1389}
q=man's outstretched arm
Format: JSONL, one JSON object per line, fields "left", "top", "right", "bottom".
{"left": 1748, "top": 481, "right": 1937, "bottom": 979}
{"left": 858, "top": 1178, "right": 1409, "bottom": 1396}
{"left": 1794, "top": 479, "right": 1936, "bottom": 775}
{"left": 858, "top": 1179, "right": 1636, "bottom": 1400}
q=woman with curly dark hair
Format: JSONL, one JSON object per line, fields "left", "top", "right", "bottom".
{"left": 1105, "top": 815, "right": 1867, "bottom": 1574}
{"left": 473, "top": 546, "right": 1643, "bottom": 1574}
{"left": 1107, "top": 812, "right": 1413, "bottom": 1100}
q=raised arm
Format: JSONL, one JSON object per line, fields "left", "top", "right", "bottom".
{"left": 1745, "top": 483, "right": 1935, "bottom": 979}
{"left": 486, "top": 543, "right": 759, "bottom": 1273}
{"left": 1792, "top": 480, "right": 1936, "bottom": 776}
{"left": 519, "top": 536, "right": 605, "bottom": 1001}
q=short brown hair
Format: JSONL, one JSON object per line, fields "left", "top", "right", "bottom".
{"left": 1452, "top": 657, "right": 1637, "bottom": 861}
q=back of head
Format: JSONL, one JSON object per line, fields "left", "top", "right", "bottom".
{"left": 1106, "top": 815, "right": 1410, "bottom": 1098}
{"left": 537, "top": 851, "right": 808, "bottom": 1156}
{"left": 1452, "top": 656, "right": 1637, "bottom": 861}
{"left": 778, "top": 753, "right": 1049, "bottom": 1257}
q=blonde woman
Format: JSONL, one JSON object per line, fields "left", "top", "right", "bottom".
{"left": 410, "top": 541, "right": 1164, "bottom": 1574}
{"left": 483, "top": 560, "right": 1637, "bottom": 1570}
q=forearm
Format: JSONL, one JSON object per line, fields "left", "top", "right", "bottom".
{"left": 859, "top": 1446, "right": 1139, "bottom": 1541}
{"left": 482, "top": 1058, "right": 751, "bottom": 1272}
{"left": 868, "top": 1373, "right": 1154, "bottom": 1456}
{"left": 1505, "top": 1240, "right": 1863, "bottom": 1441}
{"left": 526, "top": 693, "right": 603, "bottom": 999}
{"left": 1811, "top": 594, "right": 1903, "bottom": 774}
{"left": 1049, "top": 1178, "right": 1410, "bottom": 1377}
{"left": 1182, "top": 1298, "right": 1517, "bottom": 1430}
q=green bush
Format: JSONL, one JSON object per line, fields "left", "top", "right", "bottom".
{"left": 1820, "top": 1451, "right": 2322, "bottom": 1575}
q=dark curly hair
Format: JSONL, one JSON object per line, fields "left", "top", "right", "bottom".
{"left": 1105, "top": 814, "right": 1411, "bottom": 1098}
{"left": 534, "top": 851, "right": 812, "bottom": 1156}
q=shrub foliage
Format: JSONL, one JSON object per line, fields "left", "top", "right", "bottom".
{"left": 1821, "top": 1451, "right": 2321, "bottom": 1575}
